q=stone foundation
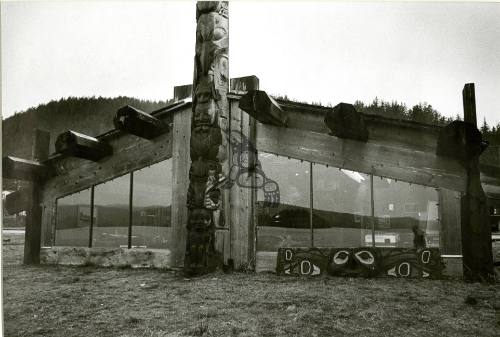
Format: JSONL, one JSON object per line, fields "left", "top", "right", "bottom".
{"left": 40, "top": 247, "right": 172, "bottom": 269}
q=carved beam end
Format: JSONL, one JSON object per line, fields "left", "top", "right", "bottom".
{"left": 436, "top": 120, "right": 487, "bottom": 161}
{"left": 230, "top": 76, "right": 259, "bottom": 94}
{"left": 2, "top": 156, "right": 46, "bottom": 181}
{"left": 55, "top": 130, "right": 112, "bottom": 162}
{"left": 239, "top": 90, "right": 287, "bottom": 127}
{"left": 5, "top": 188, "right": 32, "bottom": 215}
{"left": 174, "top": 84, "right": 193, "bottom": 101}
{"left": 114, "top": 105, "right": 168, "bottom": 140}
{"left": 324, "top": 103, "right": 369, "bottom": 142}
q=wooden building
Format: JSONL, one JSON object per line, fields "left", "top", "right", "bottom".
{"left": 3, "top": 2, "right": 498, "bottom": 280}
{"left": 4, "top": 77, "right": 499, "bottom": 277}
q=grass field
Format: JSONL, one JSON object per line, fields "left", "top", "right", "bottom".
{"left": 2, "top": 231, "right": 500, "bottom": 337}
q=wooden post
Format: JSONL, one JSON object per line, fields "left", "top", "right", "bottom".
{"left": 227, "top": 76, "right": 260, "bottom": 269}
{"left": 185, "top": 1, "right": 229, "bottom": 275}
{"left": 460, "top": 83, "right": 494, "bottom": 281}
{"left": 24, "top": 129, "right": 50, "bottom": 264}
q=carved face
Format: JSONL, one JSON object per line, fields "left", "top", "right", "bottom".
{"left": 195, "top": 12, "right": 228, "bottom": 76}
{"left": 189, "top": 209, "right": 212, "bottom": 230}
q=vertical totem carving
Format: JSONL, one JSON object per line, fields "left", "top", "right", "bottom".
{"left": 185, "top": 1, "right": 229, "bottom": 275}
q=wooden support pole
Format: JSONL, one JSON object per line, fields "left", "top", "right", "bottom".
{"left": 55, "top": 130, "right": 112, "bottom": 162}
{"left": 463, "top": 83, "right": 477, "bottom": 126}
{"left": 239, "top": 90, "right": 288, "bottom": 127}
{"left": 459, "top": 83, "right": 494, "bottom": 281}
{"left": 23, "top": 129, "right": 50, "bottom": 265}
{"left": 114, "top": 105, "right": 169, "bottom": 140}
{"left": 24, "top": 184, "right": 42, "bottom": 264}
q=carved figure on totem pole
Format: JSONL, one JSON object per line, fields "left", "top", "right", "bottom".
{"left": 185, "top": 1, "right": 229, "bottom": 275}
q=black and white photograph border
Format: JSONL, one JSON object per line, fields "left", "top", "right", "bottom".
{"left": 1, "top": 1, "right": 500, "bottom": 336}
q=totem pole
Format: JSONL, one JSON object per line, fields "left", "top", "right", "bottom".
{"left": 185, "top": 1, "right": 229, "bottom": 275}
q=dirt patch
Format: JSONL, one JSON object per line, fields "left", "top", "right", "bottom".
{"left": 2, "top": 232, "right": 499, "bottom": 337}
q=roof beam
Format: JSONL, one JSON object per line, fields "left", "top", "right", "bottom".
{"left": 55, "top": 130, "right": 112, "bottom": 162}
{"left": 4, "top": 188, "right": 31, "bottom": 215}
{"left": 2, "top": 156, "right": 47, "bottom": 181}
{"left": 239, "top": 90, "right": 288, "bottom": 127}
{"left": 114, "top": 105, "right": 169, "bottom": 140}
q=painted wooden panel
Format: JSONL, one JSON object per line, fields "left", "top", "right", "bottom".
{"left": 276, "top": 247, "right": 444, "bottom": 278}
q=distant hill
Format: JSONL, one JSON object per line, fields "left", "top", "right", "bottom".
{"left": 2, "top": 96, "right": 172, "bottom": 159}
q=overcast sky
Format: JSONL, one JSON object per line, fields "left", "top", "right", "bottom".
{"left": 2, "top": 1, "right": 500, "bottom": 125}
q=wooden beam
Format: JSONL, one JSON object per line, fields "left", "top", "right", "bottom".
{"left": 324, "top": 103, "right": 369, "bottom": 142}
{"left": 256, "top": 124, "right": 466, "bottom": 192}
{"left": 239, "top": 90, "right": 288, "bottom": 127}
{"left": 31, "top": 129, "right": 50, "bottom": 161}
{"left": 230, "top": 75, "right": 259, "bottom": 94}
{"left": 436, "top": 121, "right": 486, "bottom": 161}
{"left": 4, "top": 188, "right": 31, "bottom": 215}
{"left": 2, "top": 156, "right": 46, "bottom": 181}
{"left": 174, "top": 84, "right": 193, "bottom": 101}
{"left": 55, "top": 130, "right": 112, "bottom": 162}
{"left": 114, "top": 105, "right": 169, "bottom": 140}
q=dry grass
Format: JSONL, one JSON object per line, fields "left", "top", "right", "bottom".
{"left": 2, "top": 231, "right": 500, "bottom": 337}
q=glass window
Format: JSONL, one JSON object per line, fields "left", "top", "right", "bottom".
{"left": 312, "top": 166, "right": 371, "bottom": 247}
{"left": 372, "top": 178, "right": 439, "bottom": 248}
{"left": 256, "top": 153, "right": 311, "bottom": 253}
{"left": 92, "top": 174, "right": 130, "bottom": 248}
{"left": 131, "top": 160, "right": 173, "bottom": 249}
{"left": 55, "top": 188, "right": 92, "bottom": 246}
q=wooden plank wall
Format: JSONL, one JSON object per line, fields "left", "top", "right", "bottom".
{"left": 39, "top": 109, "right": 181, "bottom": 247}
{"left": 438, "top": 188, "right": 462, "bottom": 255}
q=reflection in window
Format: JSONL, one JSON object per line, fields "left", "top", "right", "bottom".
{"left": 55, "top": 188, "right": 92, "bottom": 246}
{"left": 92, "top": 174, "right": 130, "bottom": 248}
{"left": 312, "top": 166, "right": 370, "bottom": 247}
{"left": 256, "top": 153, "right": 310, "bottom": 252}
{"left": 372, "top": 178, "right": 439, "bottom": 248}
{"left": 132, "top": 160, "right": 172, "bottom": 249}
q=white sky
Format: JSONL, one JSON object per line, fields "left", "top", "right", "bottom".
{"left": 2, "top": 1, "right": 500, "bottom": 125}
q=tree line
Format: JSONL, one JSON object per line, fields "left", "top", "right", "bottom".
{"left": 3, "top": 95, "right": 499, "bottom": 159}
{"left": 354, "top": 97, "right": 500, "bottom": 147}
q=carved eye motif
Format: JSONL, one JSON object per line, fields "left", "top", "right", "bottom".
{"left": 263, "top": 181, "right": 278, "bottom": 193}
{"left": 421, "top": 250, "right": 431, "bottom": 264}
{"left": 333, "top": 250, "right": 350, "bottom": 265}
{"left": 213, "top": 27, "right": 227, "bottom": 40}
{"left": 354, "top": 250, "right": 375, "bottom": 265}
